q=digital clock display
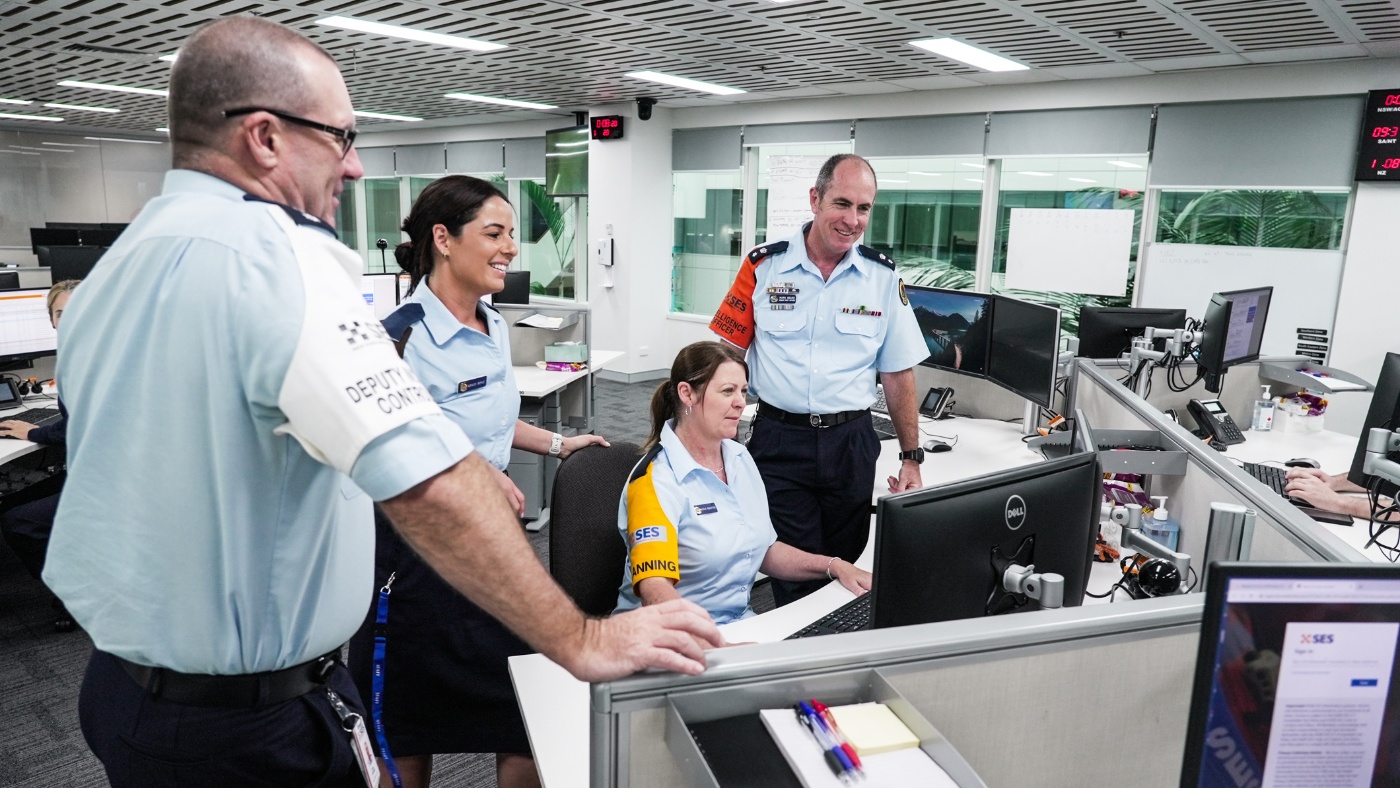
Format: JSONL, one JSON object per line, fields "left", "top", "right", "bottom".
{"left": 1356, "top": 89, "right": 1400, "bottom": 181}
{"left": 591, "top": 115, "right": 624, "bottom": 140}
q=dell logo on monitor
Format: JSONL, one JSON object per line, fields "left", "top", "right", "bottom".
{"left": 1005, "top": 495, "right": 1027, "bottom": 530}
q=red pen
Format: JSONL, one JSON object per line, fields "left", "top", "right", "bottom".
{"left": 810, "top": 699, "right": 864, "bottom": 772}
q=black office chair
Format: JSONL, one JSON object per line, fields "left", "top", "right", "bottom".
{"left": 548, "top": 441, "right": 643, "bottom": 617}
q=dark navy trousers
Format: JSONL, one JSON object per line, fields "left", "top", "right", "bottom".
{"left": 747, "top": 413, "right": 879, "bottom": 606}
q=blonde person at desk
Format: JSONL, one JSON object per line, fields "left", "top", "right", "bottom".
{"left": 349, "top": 175, "right": 606, "bottom": 788}
{"left": 616, "top": 341, "right": 872, "bottom": 625}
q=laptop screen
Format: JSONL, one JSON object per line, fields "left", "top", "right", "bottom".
{"left": 1182, "top": 563, "right": 1400, "bottom": 788}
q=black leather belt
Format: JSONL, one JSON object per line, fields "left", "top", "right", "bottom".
{"left": 757, "top": 400, "right": 868, "bottom": 429}
{"left": 115, "top": 649, "right": 340, "bottom": 708}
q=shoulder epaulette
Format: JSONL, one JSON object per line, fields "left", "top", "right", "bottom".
{"left": 382, "top": 302, "right": 425, "bottom": 343}
{"left": 746, "top": 240, "right": 789, "bottom": 264}
{"left": 857, "top": 245, "right": 896, "bottom": 271}
{"left": 242, "top": 194, "right": 338, "bottom": 236}
{"left": 628, "top": 443, "right": 665, "bottom": 484}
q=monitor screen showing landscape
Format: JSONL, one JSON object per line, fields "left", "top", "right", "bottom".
{"left": 905, "top": 285, "right": 991, "bottom": 377}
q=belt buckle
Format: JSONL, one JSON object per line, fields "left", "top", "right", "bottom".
{"left": 809, "top": 414, "right": 822, "bottom": 428}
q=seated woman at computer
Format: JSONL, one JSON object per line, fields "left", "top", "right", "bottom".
{"left": 1286, "top": 467, "right": 1397, "bottom": 521}
{"left": 0, "top": 279, "right": 78, "bottom": 632}
{"left": 615, "top": 341, "right": 872, "bottom": 625}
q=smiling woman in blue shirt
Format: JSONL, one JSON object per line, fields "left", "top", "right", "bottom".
{"left": 616, "top": 341, "right": 872, "bottom": 625}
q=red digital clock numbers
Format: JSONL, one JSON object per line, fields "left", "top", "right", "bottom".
{"left": 590, "top": 115, "right": 625, "bottom": 140}
{"left": 1386, "top": 94, "right": 1400, "bottom": 107}
{"left": 1372, "top": 126, "right": 1400, "bottom": 138}
{"left": 1357, "top": 89, "right": 1400, "bottom": 181}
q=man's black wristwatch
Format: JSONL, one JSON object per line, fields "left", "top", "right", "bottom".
{"left": 897, "top": 447, "right": 925, "bottom": 464}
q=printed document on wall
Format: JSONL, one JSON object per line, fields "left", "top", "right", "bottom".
{"left": 1004, "top": 208, "right": 1134, "bottom": 296}
{"left": 766, "top": 155, "right": 827, "bottom": 241}
{"left": 1261, "top": 621, "right": 1399, "bottom": 788}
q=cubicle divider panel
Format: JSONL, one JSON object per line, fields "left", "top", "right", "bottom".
{"left": 912, "top": 365, "right": 1030, "bottom": 422}
{"left": 881, "top": 626, "right": 1199, "bottom": 788}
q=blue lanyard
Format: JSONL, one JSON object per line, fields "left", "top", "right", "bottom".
{"left": 372, "top": 572, "right": 403, "bottom": 788}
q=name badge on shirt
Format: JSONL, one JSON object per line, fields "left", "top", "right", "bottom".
{"left": 769, "top": 294, "right": 797, "bottom": 304}
{"left": 694, "top": 502, "right": 718, "bottom": 516}
{"left": 458, "top": 376, "right": 487, "bottom": 394}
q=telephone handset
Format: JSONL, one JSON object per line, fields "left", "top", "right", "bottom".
{"left": 1188, "top": 398, "right": 1245, "bottom": 445}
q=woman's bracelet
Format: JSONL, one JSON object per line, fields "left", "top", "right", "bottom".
{"left": 825, "top": 556, "right": 839, "bottom": 580}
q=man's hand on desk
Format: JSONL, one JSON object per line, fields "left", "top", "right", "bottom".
{"left": 887, "top": 461, "right": 922, "bottom": 494}
{"left": 562, "top": 599, "right": 723, "bottom": 681}
{"left": 0, "top": 421, "right": 35, "bottom": 440}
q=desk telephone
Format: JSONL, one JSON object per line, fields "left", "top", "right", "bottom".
{"left": 1188, "top": 398, "right": 1245, "bottom": 446}
{"left": 873, "top": 385, "right": 954, "bottom": 420}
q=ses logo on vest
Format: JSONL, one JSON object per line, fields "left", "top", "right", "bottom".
{"left": 633, "top": 525, "right": 667, "bottom": 545}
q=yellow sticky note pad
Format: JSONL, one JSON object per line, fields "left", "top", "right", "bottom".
{"left": 828, "top": 703, "right": 920, "bottom": 755}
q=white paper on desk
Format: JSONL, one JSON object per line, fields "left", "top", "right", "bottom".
{"left": 758, "top": 709, "right": 955, "bottom": 788}
{"left": 1303, "top": 373, "right": 1366, "bottom": 391}
{"left": 516, "top": 313, "right": 565, "bottom": 329}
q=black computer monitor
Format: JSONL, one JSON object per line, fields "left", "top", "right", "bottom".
{"left": 1347, "top": 352, "right": 1400, "bottom": 497}
{"left": 1076, "top": 306, "right": 1188, "bottom": 359}
{"left": 0, "top": 272, "right": 19, "bottom": 291}
{"left": 30, "top": 228, "right": 81, "bottom": 254}
{"left": 1180, "top": 562, "right": 1400, "bottom": 788}
{"left": 0, "top": 287, "right": 58, "bottom": 369}
{"left": 493, "top": 270, "right": 532, "bottom": 305}
{"left": 81, "top": 228, "right": 124, "bottom": 247}
{"left": 48, "top": 246, "right": 105, "bottom": 282}
{"left": 1196, "top": 287, "right": 1273, "bottom": 394}
{"left": 904, "top": 284, "right": 991, "bottom": 377}
{"left": 44, "top": 221, "right": 103, "bottom": 230}
{"left": 868, "top": 450, "right": 1101, "bottom": 629}
{"left": 987, "top": 294, "right": 1060, "bottom": 409}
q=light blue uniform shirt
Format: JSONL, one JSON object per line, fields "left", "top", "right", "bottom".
{"left": 398, "top": 283, "right": 519, "bottom": 470}
{"left": 743, "top": 225, "right": 928, "bottom": 414}
{"left": 44, "top": 170, "right": 473, "bottom": 674}
{"left": 614, "top": 422, "right": 776, "bottom": 625}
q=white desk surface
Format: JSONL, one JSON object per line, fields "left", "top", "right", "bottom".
{"left": 509, "top": 415, "right": 1068, "bottom": 787}
{"left": 0, "top": 401, "right": 57, "bottom": 465}
{"left": 1220, "top": 427, "right": 1392, "bottom": 562}
{"left": 515, "top": 350, "right": 624, "bottom": 399}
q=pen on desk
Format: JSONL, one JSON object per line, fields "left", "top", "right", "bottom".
{"left": 810, "top": 699, "right": 864, "bottom": 773}
{"left": 795, "top": 702, "right": 858, "bottom": 782}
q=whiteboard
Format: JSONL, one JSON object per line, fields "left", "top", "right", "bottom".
{"left": 1138, "top": 243, "right": 1343, "bottom": 358}
{"left": 765, "top": 155, "right": 825, "bottom": 240}
{"left": 1005, "top": 208, "right": 1135, "bottom": 296}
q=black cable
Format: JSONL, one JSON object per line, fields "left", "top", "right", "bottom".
{"left": 1184, "top": 566, "right": 1199, "bottom": 593}
{"left": 1085, "top": 579, "right": 1128, "bottom": 599}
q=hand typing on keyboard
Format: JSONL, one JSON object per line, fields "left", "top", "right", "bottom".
{"left": 1283, "top": 469, "right": 1358, "bottom": 517}
{"left": 0, "top": 420, "right": 35, "bottom": 441}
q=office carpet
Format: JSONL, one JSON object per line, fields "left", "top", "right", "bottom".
{"left": 0, "top": 379, "right": 770, "bottom": 787}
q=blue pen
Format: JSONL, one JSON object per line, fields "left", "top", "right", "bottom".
{"left": 796, "top": 702, "right": 859, "bottom": 781}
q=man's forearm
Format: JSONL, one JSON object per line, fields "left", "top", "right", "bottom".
{"left": 380, "top": 453, "right": 587, "bottom": 667}
{"left": 880, "top": 368, "right": 920, "bottom": 452}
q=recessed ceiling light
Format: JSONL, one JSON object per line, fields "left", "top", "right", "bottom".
{"left": 1107, "top": 160, "right": 1143, "bottom": 168}
{"left": 883, "top": 179, "right": 910, "bottom": 183}
{"left": 84, "top": 136, "right": 163, "bottom": 144}
{"left": 444, "top": 92, "right": 556, "bottom": 110}
{"left": 316, "top": 16, "right": 506, "bottom": 52}
{"left": 59, "top": 80, "right": 167, "bottom": 97}
{"left": 966, "top": 178, "right": 984, "bottom": 183}
{"left": 1017, "top": 171, "right": 1053, "bottom": 176}
{"left": 1068, "top": 177, "right": 1097, "bottom": 183}
{"left": 0, "top": 112, "right": 63, "bottom": 122}
{"left": 42, "top": 141, "right": 97, "bottom": 147}
{"left": 961, "top": 162, "right": 985, "bottom": 169}
{"left": 159, "top": 52, "right": 178, "bottom": 63}
{"left": 156, "top": 127, "right": 169, "bottom": 133}
{"left": 909, "top": 38, "right": 1028, "bottom": 72}
{"left": 354, "top": 110, "right": 423, "bottom": 122}
{"left": 0, "top": 98, "right": 32, "bottom": 105}
{"left": 908, "top": 171, "right": 943, "bottom": 176}
{"left": 44, "top": 102, "right": 120, "bottom": 114}
{"left": 626, "top": 71, "right": 745, "bottom": 96}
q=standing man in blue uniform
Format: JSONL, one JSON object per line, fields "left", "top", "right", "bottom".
{"left": 42, "top": 16, "right": 721, "bottom": 787}
{"left": 711, "top": 154, "right": 929, "bottom": 605}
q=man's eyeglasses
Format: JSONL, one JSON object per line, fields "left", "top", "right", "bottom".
{"left": 223, "top": 107, "right": 357, "bottom": 158}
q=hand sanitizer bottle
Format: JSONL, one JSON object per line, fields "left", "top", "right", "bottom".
{"left": 1141, "top": 496, "right": 1180, "bottom": 552}
{"left": 1252, "top": 385, "right": 1275, "bottom": 432}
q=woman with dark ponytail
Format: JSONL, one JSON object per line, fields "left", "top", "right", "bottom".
{"left": 615, "top": 341, "right": 871, "bottom": 625}
{"left": 349, "top": 175, "right": 606, "bottom": 788}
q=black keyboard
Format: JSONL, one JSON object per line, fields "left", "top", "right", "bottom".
{"left": 3, "top": 408, "right": 60, "bottom": 426}
{"left": 1243, "top": 462, "right": 1288, "bottom": 495}
{"left": 871, "top": 414, "right": 896, "bottom": 440}
{"left": 786, "top": 594, "right": 872, "bottom": 639}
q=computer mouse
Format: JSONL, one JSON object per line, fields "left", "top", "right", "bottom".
{"left": 1284, "top": 458, "right": 1321, "bottom": 469}
{"left": 923, "top": 439, "right": 952, "bottom": 453}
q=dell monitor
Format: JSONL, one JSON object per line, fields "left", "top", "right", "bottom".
{"left": 0, "top": 288, "right": 58, "bottom": 369}
{"left": 868, "top": 450, "right": 1101, "bottom": 629}
{"left": 1077, "top": 306, "right": 1188, "bottom": 360}
{"left": 1181, "top": 562, "right": 1400, "bottom": 788}
{"left": 987, "top": 294, "right": 1061, "bottom": 410}
{"left": 48, "top": 246, "right": 105, "bottom": 282}
{"left": 904, "top": 284, "right": 992, "bottom": 377}
{"left": 360, "top": 273, "right": 400, "bottom": 320}
{"left": 1196, "top": 286, "right": 1273, "bottom": 394}
{"left": 1347, "top": 351, "right": 1400, "bottom": 498}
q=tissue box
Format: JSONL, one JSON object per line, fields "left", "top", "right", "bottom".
{"left": 1276, "top": 408, "right": 1323, "bottom": 433}
{"left": 544, "top": 342, "right": 588, "bottom": 363}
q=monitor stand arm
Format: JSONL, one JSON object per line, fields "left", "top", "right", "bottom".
{"left": 1002, "top": 564, "right": 1064, "bottom": 608}
{"left": 1362, "top": 428, "right": 1400, "bottom": 548}
{"left": 1106, "top": 502, "right": 1192, "bottom": 592}
{"left": 1127, "top": 328, "right": 1204, "bottom": 399}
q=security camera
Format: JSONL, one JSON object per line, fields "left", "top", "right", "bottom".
{"left": 636, "top": 97, "right": 657, "bottom": 121}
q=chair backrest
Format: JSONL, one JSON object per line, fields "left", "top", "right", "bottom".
{"left": 549, "top": 441, "right": 644, "bottom": 616}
